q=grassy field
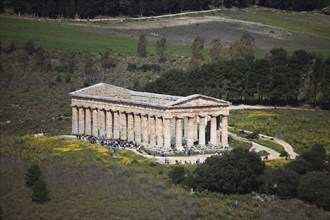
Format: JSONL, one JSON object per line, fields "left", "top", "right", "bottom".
{"left": 0, "top": 16, "right": 192, "bottom": 56}
{"left": 1, "top": 135, "right": 328, "bottom": 219}
{"left": 221, "top": 7, "right": 330, "bottom": 37}
{"left": 229, "top": 109, "right": 330, "bottom": 154}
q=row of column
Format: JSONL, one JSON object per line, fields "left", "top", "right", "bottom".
{"left": 72, "top": 106, "right": 228, "bottom": 148}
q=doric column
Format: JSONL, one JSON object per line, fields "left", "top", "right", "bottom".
{"left": 193, "top": 116, "right": 198, "bottom": 141}
{"left": 216, "top": 116, "right": 221, "bottom": 145}
{"left": 78, "top": 107, "right": 85, "bottom": 135}
{"left": 199, "top": 115, "right": 206, "bottom": 146}
{"left": 113, "top": 111, "right": 119, "bottom": 139}
{"left": 127, "top": 113, "right": 134, "bottom": 141}
{"left": 221, "top": 115, "right": 228, "bottom": 146}
{"left": 163, "top": 117, "right": 171, "bottom": 149}
{"left": 142, "top": 114, "right": 149, "bottom": 144}
{"left": 106, "top": 110, "right": 113, "bottom": 138}
{"left": 120, "top": 112, "right": 127, "bottom": 140}
{"left": 156, "top": 116, "right": 163, "bottom": 147}
{"left": 149, "top": 116, "right": 156, "bottom": 146}
{"left": 98, "top": 109, "right": 105, "bottom": 137}
{"left": 210, "top": 115, "right": 217, "bottom": 145}
{"left": 183, "top": 117, "right": 188, "bottom": 139}
{"left": 186, "top": 116, "right": 194, "bottom": 147}
{"left": 135, "top": 114, "right": 142, "bottom": 144}
{"left": 92, "top": 108, "right": 99, "bottom": 137}
{"left": 85, "top": 108, "right": 92, "bottom": 135}
{"left": 175, "top": 117, "right": 183, "bottom": 148}
{"left": 71, "top": 106, "right": 78, "bottom": 134}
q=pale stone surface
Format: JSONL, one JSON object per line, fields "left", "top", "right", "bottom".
{"left": 135, "top": 114, "right": 142, "bottom": 144}
{"left": 175, "top": 118, "right": 183, "bottom": 148}
{"left": 72, "top": 107, "right": 78, "bottom": 134}
{"left": 210, "top": 116, "right": 217, "bottom": 145}
{"left": 163, "top": 118, "right": 171, "bottom": 149}
{"left": 92, "top": 108, "right": 98, "bottom": 136}
{"left": 199, "top": 116, "right": 206, "bottom": 146}
{"left": 127, "top": 113, "right": 134, "bottom": 142}
{"left": 156, "top": 117, "right": 163, "bottom": 146}
{"left": 186, "top": 117, "right": 194, "bottom": 147}
{"left": 106, "top": 110, "right": 113, "bottom": 138}
{"left": 70, "top": 83, "right": 231, "bottom": 148}
{"left": 85, "top": 108, "right": 92, "bottom": 135}
{"left": 78, "top": 107, "right": 85, "bottom": 135}
{"left": 221, "top": 115, "right": 228, "bottom": 146}
{"left": 113, "top": 111, "right": 119, "bottom": 139}
{"left": 142, "top": 115, "right": 149, "bottom": 144}
{"left": 150, "top": 116, "right": 156, "bottom": 146}
{"left": 120, "top": 112, "right": 127, "bottom": 140}
{"left": 99, "top": 110, "right": 105, "bottom": 137}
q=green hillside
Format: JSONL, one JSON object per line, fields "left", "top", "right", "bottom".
{"left": 1, "top": 135, "right": 328, "bottom": 219}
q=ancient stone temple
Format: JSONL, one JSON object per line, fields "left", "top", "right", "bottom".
{"left": 69, "top": 83, "right": 231, "bottom": 149}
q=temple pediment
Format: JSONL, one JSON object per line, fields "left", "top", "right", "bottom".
{"left": 167, "top": 94, "right": 230, "bottom": 108}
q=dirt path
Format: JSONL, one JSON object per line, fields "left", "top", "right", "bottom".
{"left": 260, "top": 134, "right": 299, "bottom": 159}
{"left": 229, "top": 132, "right": 280, "bottom": 160}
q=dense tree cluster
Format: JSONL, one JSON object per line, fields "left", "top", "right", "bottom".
{"left": 5, "top": 0, "right": 329, "bottom": 19}
{"left": 145, "top": 48, "right": 330, "bottom": 108}
{"left": 170, "top": 144, "right": 330, "bottom": 210}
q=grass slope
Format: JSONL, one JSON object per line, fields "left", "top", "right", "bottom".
{"left": 0, "top": 16, "right": 191, "bottom": 56}
{"left": 229, "top": 109, "right": 330, "bottom": 154}
{"left": 221, "top": 7, "right": 330, "bottom": 37}
{"left": 1, "top": 135, "right": 328, "bottom": 219}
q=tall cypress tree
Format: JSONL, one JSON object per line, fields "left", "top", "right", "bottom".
{"left": 137, "top": 34, "right": 147, "bottom": 58}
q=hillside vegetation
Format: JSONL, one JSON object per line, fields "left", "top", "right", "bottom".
{"left": 229, "top": 109, "right": 330, "bottom": 154}
{"left": 1, "top": 135, "right": 329, "bottom": 219}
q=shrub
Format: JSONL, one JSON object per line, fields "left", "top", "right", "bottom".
{"left": 247, "top": 132, "right": 259, "bottom": 139}
{"left": 127, "top": 63, "right": 137, "bottom": 71}
{"left": 24, "top": 39, "right": 36, "bottom": 55}
{"left": 298, "top": 171, "right": 330, "bottom": 211}
{"left": 25, "top": 164, "right": 42, "bottom": 187}
{"left": 168, "top": 166, "right": 185, "bottom": 184}
{"left": 259, "top": 169, "right": 300, "bottom": 198}
{"left": 32, "top": 176, "right": 50, "bottom": 203}
{"left": 285, "top": 158, "right": 312, "bottom": 175}
{"left": 279, "top": 150, "right": 289, "bottom": 157}
{"left": 300, "top": 144, "right": 327, "bottom": 171}
{"left": 194, "top": 148, "right": 264, "bottom": 194}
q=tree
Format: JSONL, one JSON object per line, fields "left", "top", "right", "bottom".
{"left": 285, "top": 158, "right": 312, "bottom": 175}
{"left": 319, "top": 57, "right": 330, "bottom": 107}
{"left": 194, "top": 148, "right": 264, "bottom": 194}
{"left": 26, "top": 164, "right": 42, "bottom": 187}
{"left": 298, "top": 172, "right": 330, "bottom": 211}
{"left": 300, "top": 144, "right": 327, "bottom": 171}
{"left": 156, "top": 37, "right": 167, "bottom": 62}
{"left": 189, "top": 37, "right": 204, "bottom": 69}
{"left": 168, "top": 166, "right": 186, "bottom": 184}
{"left": 259, "top": 168, "right": 300, "bottom": 198}
{"left": 266, "top": 48, "right": 289, "bottom": 104}
{"left": 32, "top": 176, "right": 50, "bottom": 203}
{"left": 209, "top": 38, "right": 223, "bottom": 63}
{"left": 24, "top": 39, "right": 36, "bottom": 55}
{"left": 229, "top": 33, "right": 255, "bottom": 60}
{"left": 101, "top": 48, "right": 117, "bottom": 69}
{"left": 137, "top": 34, "right": 147, "bottom": 58}
{"left": 84, "top": 52, "right": 97, "bottom": 85}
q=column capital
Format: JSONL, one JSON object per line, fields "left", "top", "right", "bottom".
{"left": 185, "top": 115, "right": 195, "bottom": 119}
{"left": 221, "top": 114, "right": 229, "bottom": 117}
{"left": 198, "top": 115, "right": 207, "bottom": 118}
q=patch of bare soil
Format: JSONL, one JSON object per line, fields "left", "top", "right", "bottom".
{"left": 70, "top": 14, "right": 329, "bottom": 50}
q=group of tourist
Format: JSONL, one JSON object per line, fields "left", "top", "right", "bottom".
{"left": 75, "top": 134, "right": 139, "bottom": 149}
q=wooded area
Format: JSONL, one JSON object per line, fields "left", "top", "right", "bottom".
{"left": 145, "top": 48, "right": 330, "bottom": 108}
{"left": 4, "top": 0, "right": 330, "bottom": 18}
